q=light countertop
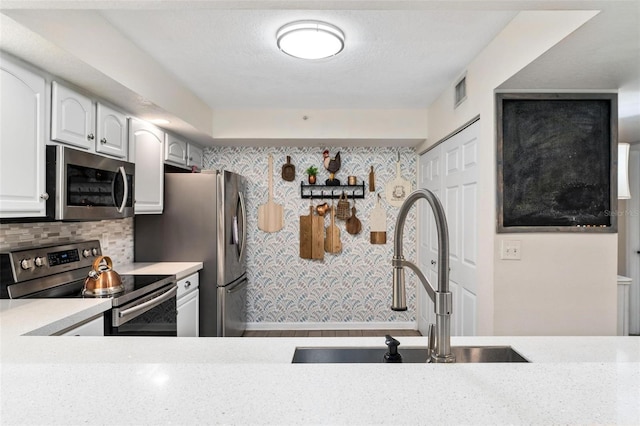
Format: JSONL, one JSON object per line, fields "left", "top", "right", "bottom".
{"left": 117, "top": 261, "right": 203, "bottom": 280}
{"left": 1, "top": 259, "right": 639, "bottom": 425}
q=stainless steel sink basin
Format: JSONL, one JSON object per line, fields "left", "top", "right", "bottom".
{"left": 292, "top": 346, "right": 529, "bottom": 363}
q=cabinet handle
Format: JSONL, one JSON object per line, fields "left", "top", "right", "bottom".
{"left": 189, "top": 157, "right": 193, "bottom": 161}
{"left": 40, "top": 193, "right": 49, "bottom": 201}
{"left": 431, "top": 260, "right": 436, "bottom": 265}
{"left": 100, "top": 138, "right": 107, "bottom": 144}
{"left": 184, "top": 280, "right": 191, "bottom": 288}
{"left": 87, "top": 133, "right": 95, "bottom": 141}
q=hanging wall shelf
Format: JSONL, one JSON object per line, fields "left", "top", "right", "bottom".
{"left": 300, "top": 182, "right": 366, "bottom": 199}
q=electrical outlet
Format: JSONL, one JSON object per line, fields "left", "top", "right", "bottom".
{"left": 501, "top": 240, "right": 521, "bottom": 260}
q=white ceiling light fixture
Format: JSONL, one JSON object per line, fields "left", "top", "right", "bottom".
{"left": 276, "top": 20, "right": 345, "bottom": 60}
{"left": 618, "top": 143, "right": 631, "bottom": 199}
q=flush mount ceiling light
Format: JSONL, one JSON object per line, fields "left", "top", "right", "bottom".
{"left": 276, "top": 20, "right": 345, "bottom": 60}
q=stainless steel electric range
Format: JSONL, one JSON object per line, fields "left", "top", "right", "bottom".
{"left": 0, "top": 240, "right": 177, "bottom": 336}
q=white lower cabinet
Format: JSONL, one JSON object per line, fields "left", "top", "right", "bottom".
{"left": 60, "top": 315, "right": 104, "bottom": 336}
{"left": 177, "top": 272, "right": 200, "bottom": 337}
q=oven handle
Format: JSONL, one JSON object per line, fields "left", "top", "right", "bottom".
{"left": 118, "top": 286, "right": 177, "bottom": 319}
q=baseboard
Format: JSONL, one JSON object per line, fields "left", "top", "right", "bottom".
{"left": 244, "top": 321, "right": 417, "bottom": 331}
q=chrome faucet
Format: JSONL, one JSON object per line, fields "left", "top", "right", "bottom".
{"left": 392, "top": 189, "right": 455, "bottom": 363}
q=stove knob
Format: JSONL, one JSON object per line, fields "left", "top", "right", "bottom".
{"left": 82, "top": 249, "right": 91, "bottom": 258}
{"left": 20, "top": 259, "right": 32, "bottom": 270}
{"left": 34, "top": 257, "right": 45, "bottom": 267}
{"left": 91, "top": 248, "right": 99, "bottom": 256}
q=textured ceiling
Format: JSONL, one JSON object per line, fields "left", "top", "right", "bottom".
{"left": 100, "top": 9, "right": 517, "bottom": 109}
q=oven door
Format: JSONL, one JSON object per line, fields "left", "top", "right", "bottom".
{"left": 107, "top": 284, "right": 177, "bottom": 336}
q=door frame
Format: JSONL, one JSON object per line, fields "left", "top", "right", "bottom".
{"left": 627, "top": 147, "right": 640, "bottom": 334}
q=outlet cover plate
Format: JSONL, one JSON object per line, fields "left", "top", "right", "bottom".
{"left": 501, "top": 240, "right": 521, "bottom": 260}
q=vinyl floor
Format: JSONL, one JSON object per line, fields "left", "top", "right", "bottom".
{"left": 242, "top": 329, "right": 422, "bottom": 337}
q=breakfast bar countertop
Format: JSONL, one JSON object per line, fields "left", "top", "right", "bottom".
{"left": 1, "top": 297, "right": 639, "bottom": 426}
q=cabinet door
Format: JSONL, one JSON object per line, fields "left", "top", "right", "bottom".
{"left": 177, "top": 289, "right": 199, "bottom": 337}
{"left": 60, "top": 315, "right": 104, "bottom": 336}
{"left": 96, "top": 103, "right": 127, "bottom": 158}
{"left": 187, "top": 143, "right": 204, "bottom": 170}
{"left": 164, "top": 134, "right": 188, "bottom": 167}
{"left": 0, "top": 58, "right": 47, "bottom": 218}
{"left": 51, "top": 81, "right": 94, "bottom": 150}
{"left": 129, "top": 118, "right": 164, "bottom": 214}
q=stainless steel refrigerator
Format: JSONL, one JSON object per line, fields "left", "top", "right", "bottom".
{"left": 134, "top": 171, "right": 247, "bottom": 337}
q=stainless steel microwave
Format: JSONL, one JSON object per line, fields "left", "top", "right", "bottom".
{"left": 46, "top": 145, "right": 135, "bottom": 221}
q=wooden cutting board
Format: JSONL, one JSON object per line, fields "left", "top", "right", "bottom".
{"left": 311, "top": 207, "right": 324, "bottom": 259}
{"left": 324, "top": 205, "right": 342, "bottom": 254}
{"left": 300, "top": 205, "right": 325, "bottom": 259}
{"left": 370, "top": 194, "right": 387, "bottom": 244}
{"left": 385, "top": 155, "right": 411, "bottom": 207}
{"left": 299, "top": 206, "right": 313, "bottom": 259}
{"left": 258, "top": 154, "right": 284, "bottom": 233}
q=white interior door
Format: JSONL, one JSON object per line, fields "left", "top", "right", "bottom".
{"left": 418, "top": 146, "right": 440, "bottom": 334}
{"left": 418, "top": 120, "right": 479, "bottom": 336}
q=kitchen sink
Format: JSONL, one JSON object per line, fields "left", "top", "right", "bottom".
{"left": 292, "top": 346, "right": 529, "bottom": 363}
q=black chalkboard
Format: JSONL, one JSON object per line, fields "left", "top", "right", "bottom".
{"left": 497, "top": 93, "right": 617, "bottom": 232}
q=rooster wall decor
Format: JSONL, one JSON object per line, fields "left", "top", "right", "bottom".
{"left": 323, "top": 150, "right": 341, "bottom": 186}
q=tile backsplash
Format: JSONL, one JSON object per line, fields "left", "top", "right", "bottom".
{"left": 0, "top": 218, "right": 133, "bottom": 266}
{"left": 205, "top": 146, "right": 418, "bottom": 324}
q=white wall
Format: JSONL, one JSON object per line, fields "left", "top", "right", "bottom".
{"left": 423, "top": 10, "right": 618, "bottom": 335}
{"left": 211, "top": 109, "right": 428, "bottom": 144}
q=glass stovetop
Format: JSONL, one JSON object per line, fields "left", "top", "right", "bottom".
{"left": 27, "top": 275, "right": 174, "bottom": 302}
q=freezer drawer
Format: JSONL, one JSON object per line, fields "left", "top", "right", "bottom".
{"left": 217, "top": 276, "right": 247, "bottom": 337}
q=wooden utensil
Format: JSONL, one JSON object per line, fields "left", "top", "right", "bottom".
{"left": 385, "top": 153, "right": 411, "bottom": 207}
{"left": 258, "top": 154, "right": 284, "bottom": 233}
{"left": 324, "top": 202, "right": 342, "bottom": 254}
{"left": 299, "top": 205, "right": 313, "bottom": 259}
{"left": 370, "top": 194, "right": 387, "bottom": 244}
{"left": 311, "top": 205, "right": 325, "bottom": 259}
{"left": 369, "top": 165, "right": 375, "bottom": 192}
{"left": 281, "top": 155, "right": 295, "bottom": 182}
{"left": 345, "top": 197, "right": 362, "bottom": 235}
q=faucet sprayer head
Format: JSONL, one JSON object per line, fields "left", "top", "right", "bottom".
{"left": 391, "top": 264, "right": 407, "bottom": 311}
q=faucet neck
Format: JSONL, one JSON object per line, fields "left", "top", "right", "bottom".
{"left": 393, "top": 189, "right": 450, "bottom": 294}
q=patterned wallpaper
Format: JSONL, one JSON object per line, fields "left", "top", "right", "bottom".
{"left": 204, "top": 146, "right": 418, "bottom": 324}
{"left": 0, "top": 218, "right": 134, "bottom": 266}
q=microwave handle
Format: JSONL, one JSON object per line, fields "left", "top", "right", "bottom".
{"left": 116, "top": 166, "right": 128, "bottom": 213}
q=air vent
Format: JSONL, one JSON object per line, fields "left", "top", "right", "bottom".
{"left": 454, "top": 74, "right": 467, "bottom": 108}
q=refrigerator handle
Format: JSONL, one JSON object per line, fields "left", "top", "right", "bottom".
{"left": 238, "top": 190, "right": 247, "bottom": 261}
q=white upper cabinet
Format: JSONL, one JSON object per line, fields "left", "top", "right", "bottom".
{"left": 187, "top": 143, "right": 204, "bottom": 170}
{"left": 52, "top": 82, "right": 128, "bottom": 160}
{"left": 129, "top": 118, "right": 164, "bottom": 214}
{"left": 51, "top": 81, "right": 94, "bottom": 150}
{"left": 164, "top": 134, "right": 188, "bottom": 167}
{"left": 96, "top": 103, "right": 127, "bottom": 158}
{"left": 164, "top": 133, "right": 204, "bottom": 170}
{"left": 0, "top": 57, "right": 48, "bottom": 219}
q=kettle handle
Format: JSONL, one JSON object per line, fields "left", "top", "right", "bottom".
{"left": 91, "top": 255, "right": 113, "bottom": 273}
